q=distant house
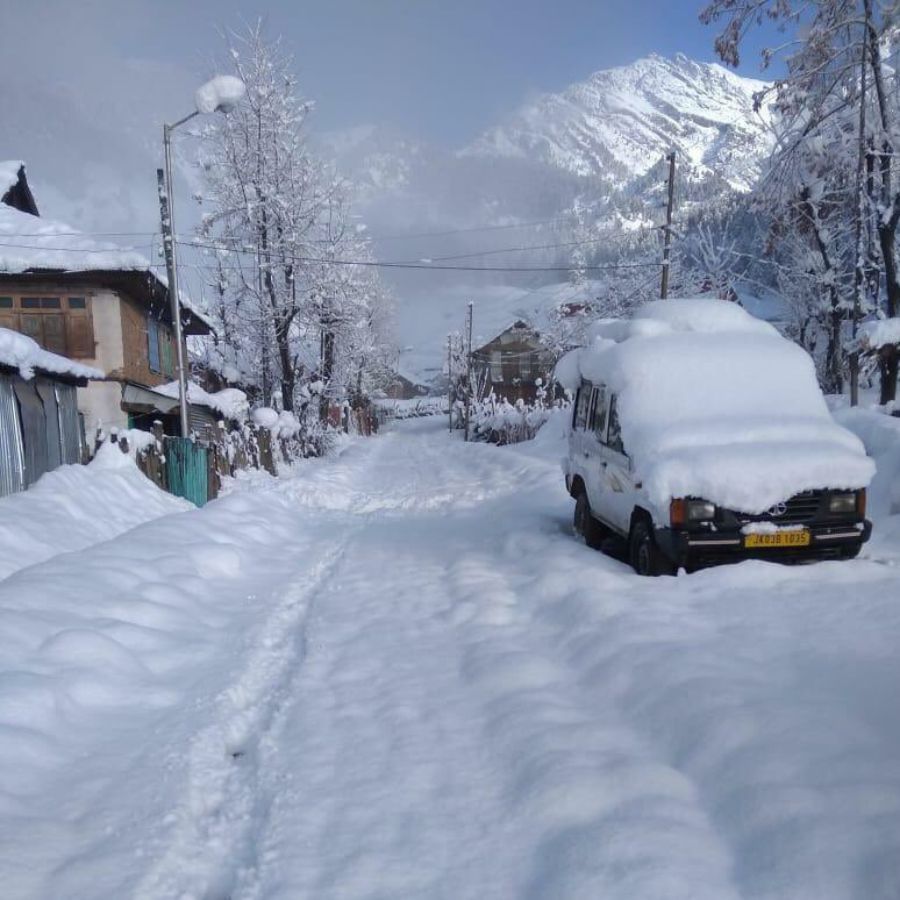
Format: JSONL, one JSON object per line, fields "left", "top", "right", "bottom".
{"left": 0, "top": 162, "right": 212, "bottom": 437}
{"left": 381, "top": 371, "right": 429, "bottom": 400}
{"left": 471, "top": 320, "right": 556, "bottom": 404}
{"left": 0, "top": 326, "right": 100, "bottom": 497}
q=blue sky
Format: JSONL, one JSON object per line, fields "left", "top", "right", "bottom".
{"left": 76, "top": 0, "right": 778, "bottom": 145}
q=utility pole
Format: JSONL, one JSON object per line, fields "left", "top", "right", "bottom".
{"left": 447, "top": 334, "right": 453, "bottom": 434}
{"left": 660, "top": 151, "right": 676, "bottom": 300}
{"left": 464, "top": 301, "right": 473, "bottom": 442}
{"left": 850, "top": 17, "right": 869, "bottom": 407}
{"left": 157, "top": 161, "right": 190, "bottom": 437}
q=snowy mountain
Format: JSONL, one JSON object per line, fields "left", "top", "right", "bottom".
{"left": 463, "top": 53, "right": 773, "bottom": 193}
{"left": 327, "top": 53, "right": 774, "bottom": 232}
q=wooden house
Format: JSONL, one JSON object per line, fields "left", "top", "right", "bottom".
{"left": 471, "top": 320, "right": 556, "bottom": 404}
{"left": 0, "top": 162, "right": 211, "bottom": 437}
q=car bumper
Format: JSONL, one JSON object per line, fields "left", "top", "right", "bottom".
{"left": 656, "top": 520, "right": 872, "bottom": 569}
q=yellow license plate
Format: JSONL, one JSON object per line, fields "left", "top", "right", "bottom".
{"left": 744, "top": 530, "right": 811, "bottom": 549}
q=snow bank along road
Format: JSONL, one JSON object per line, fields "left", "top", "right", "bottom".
{"left": 2, "top": 415, "right": 900, "bottom": 899}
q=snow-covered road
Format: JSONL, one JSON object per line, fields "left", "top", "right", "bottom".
{"left": 3, "top": 414, "right": 900, "bottom": 899}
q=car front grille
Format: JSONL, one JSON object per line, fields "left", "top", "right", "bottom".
{"left": 737, "top": 491, "right": 823, "bottom": 525}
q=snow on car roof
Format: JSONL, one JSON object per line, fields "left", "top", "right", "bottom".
{"left": 0, "top": 326, "right": 103, "bottom": 381}
{"left": 556, "top": 298, "right": 875, "bottom": 513}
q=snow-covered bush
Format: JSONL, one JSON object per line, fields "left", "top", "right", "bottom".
{"left": 471, "top": 381, "right": 567, "bottom": 446}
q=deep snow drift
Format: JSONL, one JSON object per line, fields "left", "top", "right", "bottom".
{"left": 0, "top": 444, "right": 188, "bottom": 580}
{"left": 0, "top": 412, "right": 899, "bottom": 899}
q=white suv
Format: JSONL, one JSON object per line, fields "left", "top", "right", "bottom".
{"left": 559, "top": 300, "right": 874, "bottom": 575}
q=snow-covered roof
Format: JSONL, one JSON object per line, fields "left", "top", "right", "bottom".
{"left": 556, "top": 298, "right": 874, "bottom": 513}
{"left": 0, "top": 203, "right": 150, "bottom": 274}
{"left": 155, "top": 380, "right": 248, "bottom": 421}
{"left": 0, "top": 160, "right": 24, "bottom": 197}
{"left": 0, "top": 202, "right": 213, "bottom": 332}
{"left": 0, "top": 326, "right": 103, "bottom": 381}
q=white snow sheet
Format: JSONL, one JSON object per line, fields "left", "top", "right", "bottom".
{"left": 556, "top": 299, "right": 874, "bottom": 512}
{"left": 0, "top": 326, "right": 103, "bottom": 380}
{"left": 1, "top": 414, "right": 900, "bottom": 898}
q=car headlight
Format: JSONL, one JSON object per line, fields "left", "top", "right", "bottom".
{"left": 686, "top": 499, "right": 716, "bottom": 522}
{"left": 828, "top": 492, "right": 857, "bottom": 515}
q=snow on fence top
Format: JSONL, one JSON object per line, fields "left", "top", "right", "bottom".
{"left": 856, "top": 318, "right": 900, "bottom": 351}
{"left": 0, "top": 327, "right": 103, "bottom": 381}
{"left": 555, "top": 298, "right": 875, "bottom": 513}
{"left": 155, "top": 380, "right": 249, "bottom": 421}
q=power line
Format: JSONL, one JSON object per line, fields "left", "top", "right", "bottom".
{"left": 0, "top": 230, "right": 160, "bottom": 238}
{"left": 0, "top": 240, "right": 150, "bottom": 254}
{"left": 367, "top": 202, "right": 609, "bottom": 242}
{"left": 175, "top": 238, "right": 660, "bottom": 274}
{"left": 408, "top": 235, "right": 622, "bottom": 264}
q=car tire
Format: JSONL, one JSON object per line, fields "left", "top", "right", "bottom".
{"left": 574, "top": 491, "right": 606, "bottom": 550}
{"left": 630, "top": 518, "right": 675, "bottom": 576}
{"left": 840, "top": 543, "right": 863, "bottom": 560}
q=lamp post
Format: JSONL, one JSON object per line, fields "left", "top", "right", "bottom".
{"left": 158, "top": 75, "right": 245, "bottom": 437}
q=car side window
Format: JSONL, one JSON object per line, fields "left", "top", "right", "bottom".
{"left": 606, "top": 395, "right": 625, "bottom": 454}
{"left": 591, "top": 385, "right": 608, "bottom": 439}
{"left": 573, "top": 382, "right": 592, "bottom": 430}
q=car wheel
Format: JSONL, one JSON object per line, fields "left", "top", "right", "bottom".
{"left": 840, "top": 543, "right": 863, "bottom": 560}
{"left": 574, "top": 491, "right": 605, "bottom": 550}
{"left": 630, "top": 519, "right": 675, "bottom": 576}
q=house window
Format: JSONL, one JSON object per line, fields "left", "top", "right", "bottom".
{"left": 148, "top": 317, "right": 161, "bottom": 373}
{"left": 5, "top": 295, "right": 95, "bottom": 358}
{"left": 160, "top": 327, "right": 174, "bottom": 377}
{"left": 490, "top": 350, "right": 503, "bottom": 382}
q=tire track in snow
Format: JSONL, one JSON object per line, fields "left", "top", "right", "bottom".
{"left": 133, "top": 533, "right": 355, "bottom": 900}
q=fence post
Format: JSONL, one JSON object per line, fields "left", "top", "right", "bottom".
{"left": 257, "top": 426, "right": 276, "bottom": 476}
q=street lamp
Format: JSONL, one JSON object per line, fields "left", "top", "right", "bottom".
{"left": 158, "top": 75, "right": 245, "bottom": 437}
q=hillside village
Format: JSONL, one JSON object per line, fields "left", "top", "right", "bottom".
{"left": 3, "top": 5, "right": 900, "bottom": 899}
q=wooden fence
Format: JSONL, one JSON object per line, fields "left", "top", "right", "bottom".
{"left": 104, "top": 402, "right": 380, "bottom": 507}
{"left": 106, "top": 421, "right": 292, "bottom": 507}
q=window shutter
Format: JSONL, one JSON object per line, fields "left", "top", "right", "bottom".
{"left": 161, "top": 328, "right": 174, "bottom": 377}
{"left": 20, "top": 314, "right": 42, "bottom": 343}
{"left": 42, "top": 315, "right": 67, "bottom": 355}
{"left": 67, "top": 313, "right": 95, "bottom": 358}
{"left": 148, "top": 317, "right": 161, "bottom": 373}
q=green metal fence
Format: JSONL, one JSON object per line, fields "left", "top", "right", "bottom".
{"left": 165, "top": 437, "right": 209, "bottom": 507}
